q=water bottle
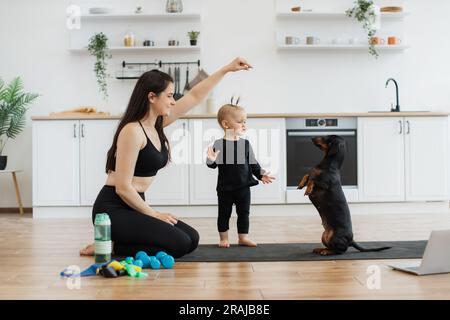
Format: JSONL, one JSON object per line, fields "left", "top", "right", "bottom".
{"left": 94, "top": 213, "right": 111, "bottom": 263}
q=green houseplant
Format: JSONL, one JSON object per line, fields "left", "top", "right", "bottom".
{"left": 87, "top": 32, "right": 112, "bottom": 100}
{"left": 346, "top": 0, "right": 379, "bottom": 58}
{"left": 0, "top": 77, "right": 39, "bottom": 170}
{"left": 187, "top": 31, "right": 200, "bottom": 46}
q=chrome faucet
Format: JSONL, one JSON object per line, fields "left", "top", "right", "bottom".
{"left": 385, "top": 78, "right": 400, "bottom": 112}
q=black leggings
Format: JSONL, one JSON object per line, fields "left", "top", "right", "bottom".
{"left": 92, "top": 185, "right": 199, "bottom": 258}
{"left": 217, "top": 187, "right": 251, "bottom": 234}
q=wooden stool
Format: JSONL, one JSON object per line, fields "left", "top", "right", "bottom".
{"left": 0, "top": 169, "right": 24, "bottom": 215}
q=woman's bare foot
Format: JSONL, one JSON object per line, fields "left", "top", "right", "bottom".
{"left": 218, "top": 231, "right": 230, "bottom": 248}
{"left": 79, "top": 243, "right": 95, "bottom": 256}
{"left": 238, "top": 235, "right": 257, "bottom": 247}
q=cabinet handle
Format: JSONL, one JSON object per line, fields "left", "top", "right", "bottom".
{"left": 182, "top": 122, "right": 186, "bottom": 136}
{"left": 398, "top": 120, "right": 403, "bottom": 134}
{"left": 406, "top": 120, "right": 410, "bottom": 134}
{"left": 81, "top": 124, "right": 85, "bottom": 138}
{"left": 73, "top": 124, "right": 77, "bottom": 138}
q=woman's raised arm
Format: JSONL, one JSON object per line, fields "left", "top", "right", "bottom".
{"left": 163, "top": 57, "right": 252, "bottom": 127}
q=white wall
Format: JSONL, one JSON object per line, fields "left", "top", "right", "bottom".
{"left": 1, "top": 0, "right": 450, "bottom": 207}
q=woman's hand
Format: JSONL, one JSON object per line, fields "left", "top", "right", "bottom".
{"left": 155, "top": 212, "right": 178, "bottom": 226}
{"left": 223, "top": 57, "right": 253, "bottom": 73}
{"left": 207, "top": 146, "right": 220, "bottom": 162}
{"left": 261, "top": 173, "right": 276, "bottom": 184}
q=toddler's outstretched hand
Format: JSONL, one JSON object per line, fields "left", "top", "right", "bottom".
{"left": 261, "top": 172, "right": 276, "bottom": 184}
{"left": 207, "top": 146, "right": 221, "bottom": 162}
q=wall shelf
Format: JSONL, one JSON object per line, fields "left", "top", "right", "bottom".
{"left": 276, "top": 12, "right": 409, "bottom": 20}
{"left": 277, "top": 44, "right": 409, "bottom": 51}
{"left": 69, "top": 46, "right": 201, "bottom": 53}
{"left": 80, "top": 13, "right": 201, "bottom": 21}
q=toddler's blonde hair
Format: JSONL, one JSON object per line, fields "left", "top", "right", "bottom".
{"left": 217, "top": 96, "right": 245, "bottom": 128}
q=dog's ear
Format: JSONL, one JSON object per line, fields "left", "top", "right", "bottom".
{"left": 328, "top": 140, "right": 344, "bottom": 156}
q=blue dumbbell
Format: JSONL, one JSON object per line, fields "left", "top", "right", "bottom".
{"left": 125, "top": 257, "right": 134, "bottom": 265}
{"left": 155, "top": 251, "right": 175, "bottom": 269}
{"left": 149, "top": 256, "right": 161, "bottom": 269}
{"left": 134, "top": 251, "right": 160, "bottom": 269}
{"left": 133, "top": 259, "right": 143, "bottom": 268}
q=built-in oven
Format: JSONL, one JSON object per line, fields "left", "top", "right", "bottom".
{"left": 286, "top": 118, "right": 358, "bottom": 189}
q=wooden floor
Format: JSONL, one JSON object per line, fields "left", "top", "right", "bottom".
{"left": 1, "top": 212, "right": 450, "bottom": 300}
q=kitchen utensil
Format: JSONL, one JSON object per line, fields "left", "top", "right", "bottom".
{"left": 183, "top": 65, "right": 191, "bottom": 93}
{"left": 188, "top": 68, "right": 209, "bottom": 89}
{"left": 174, "top": 66, "right": 183, "bottom": 100}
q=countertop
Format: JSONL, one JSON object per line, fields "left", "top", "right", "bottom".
{"left": 31, "top": 111, "right": 450, "bottom": 120}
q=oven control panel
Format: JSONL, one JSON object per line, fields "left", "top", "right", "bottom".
{"left": 305, "top": 118, "right": 338, "bottom": 127}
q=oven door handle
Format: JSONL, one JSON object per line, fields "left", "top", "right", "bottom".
{"left": 287, "top": 131, "right": 356, "bottom": 137}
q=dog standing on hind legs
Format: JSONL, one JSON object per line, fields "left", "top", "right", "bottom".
{"left": 298, "top": 135, "right": 391, "bottom": 256}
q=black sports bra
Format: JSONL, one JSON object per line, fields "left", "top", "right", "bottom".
{"left": 112, "top": 121, "right": 169, "bottom": 177}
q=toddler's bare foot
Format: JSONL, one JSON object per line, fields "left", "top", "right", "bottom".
{"left": 238, "top": 237, "right": 258, "bottom": 247}
{"left": 79, "top": 243, "right": 95, "bottom": 256}
{"left": 218, "top": 239, "right": 230, "bottom": 248}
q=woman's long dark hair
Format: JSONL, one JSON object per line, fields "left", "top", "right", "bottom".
{"left": 105, "top": 69, "right": 172, "bottom": 173}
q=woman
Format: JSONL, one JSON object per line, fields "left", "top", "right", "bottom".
{"left": 80, "top": 57, "right": 252, "bottom": 258}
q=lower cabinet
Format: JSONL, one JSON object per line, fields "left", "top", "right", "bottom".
{"left": 145, "top": 120, "right": 190, "bottom": 205}
{"left": 33, "top": 120, "right": 119, "bottom": 206}
{"left": 358, "top": 116, "right": 449, "bottom": 202}
{"left": 32, "top": 116, "right": 449, "bottom": 215}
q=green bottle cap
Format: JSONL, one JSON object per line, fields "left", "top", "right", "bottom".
{"left": 94, "top": 213, "right": 111, "bottom": 226}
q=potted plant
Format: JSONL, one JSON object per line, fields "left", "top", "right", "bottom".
{"left": 87, "top": 32, "right": 112, "bottom": 100}
{"left": 346, "top": 0, "right": 380, "bottom": 58}
{"left": 0, "top": 77, "right": 39, "bottom": 170}
{"left": 187, "top": 31, "right": 200, "bottom": 46}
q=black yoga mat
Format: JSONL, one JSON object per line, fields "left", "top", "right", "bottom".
{"left": 177, "top": 241, "right": 427, "bottom": 262}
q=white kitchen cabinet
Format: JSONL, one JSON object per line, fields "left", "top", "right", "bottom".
{"left": 246, "top": 118, "right": 286, "bottom": 204}
{"left": 80, "top": 120, "right": 119, "bottom": 205}
{"left": 405, "top": 117, "right": 448, "bottom": 201}
{"left": 358, "top": 116, "right": 449, "bottom": 202}
{"left": 189, "top": 119, "right": 223, "bottom": 205}
{"left": 358, "top": 117, "right": 405, "bottom": 202}
{"left": 33, "top": 120, "right": 80, "bottom": 206}
{"left": 145, "top": 120, "right": 190, "bottom": 205}
{"left": 33, "top": 119, "right": 118, "bottom": 206}
{"left": 188, "top": 118, "right": 286, "bottom": 205}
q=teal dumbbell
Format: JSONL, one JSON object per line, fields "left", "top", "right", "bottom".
{"left": 125, "top": 257, "right": 134, "bottom": 265}
{"left": 134, "top": 251, "right": 160, "bottom": 269}
{"left": 134, "top": 259, "right": 143, "bottom": 268}
{"left": 155, "top": 251, "right": 175, "bottom": 269}
{"left": 149, "top": 256, "right": 161, "bottom": 269}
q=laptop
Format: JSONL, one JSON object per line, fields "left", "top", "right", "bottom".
{"left": 388, "top": 230, "right": 450, "bottom": 275}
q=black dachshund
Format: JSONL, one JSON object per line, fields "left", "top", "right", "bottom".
{"left": 298, "top": 135, "right": 391, "bottom": 256}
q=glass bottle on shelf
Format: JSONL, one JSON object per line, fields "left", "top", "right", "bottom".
{"left": 124, "top": 30, "right": 135, "bottom": 47}
{"left": 166, "top": 0, "right": 183, "bottom": 13}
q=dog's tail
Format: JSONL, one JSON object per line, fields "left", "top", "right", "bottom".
{"left": 351, "top": 241, "right": 391, "bottom": 252}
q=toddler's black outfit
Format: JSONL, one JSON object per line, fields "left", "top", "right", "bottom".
{"left": 207, "top": 138, "right": 264, "bottom": 234}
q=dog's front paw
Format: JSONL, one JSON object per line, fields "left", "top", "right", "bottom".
{"left": 313, "top": 248, "right": 334, "bottom": 256}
